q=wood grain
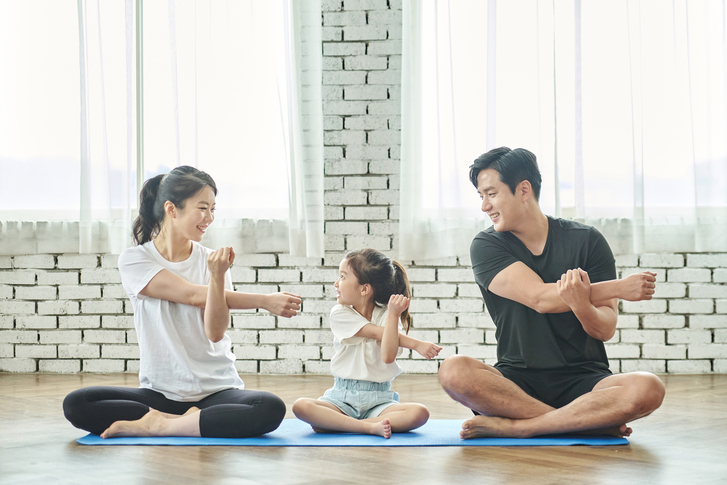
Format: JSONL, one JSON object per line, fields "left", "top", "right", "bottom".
{"left": 0, "top": 373, "right": 725, "bottom": 484}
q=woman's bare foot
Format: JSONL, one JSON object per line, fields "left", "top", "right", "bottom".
{"left": 183, "top": 406, "right": 200, "bottom": 417}
{"left": 100, "top": 409, "right": 168, "bottom": 439}
{"left": 370, "top": 419, "right": 391, "bottom": 439}
{"left": 156, "top": 406, "right": 200, "bottom": 420}
{"left": 311, "top": 426, "right": 338, "bottom": 434}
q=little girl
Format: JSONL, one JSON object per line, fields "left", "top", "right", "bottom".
{"left": 293, "top": 248, "right": 442, "bottom": 438}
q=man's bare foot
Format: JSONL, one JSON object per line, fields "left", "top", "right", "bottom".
{"left": 370, "top": 419, "right": 391, "bottom": 439}
{"left": 460, "top": 415, "right": 521, "bottom": 439}
{"left": 100, "top": 409, "right": 167, "bottom": 439}
{"left": 577, "top": 424, "right": 632, "bottom": 438}
{"left": 460, "top": 415, "right": 633, "bottom": 440}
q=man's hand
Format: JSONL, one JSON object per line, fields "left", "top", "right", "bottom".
{"left": 556, "top": 268, "right": 591, "bottom": 311}
{"left": 619, "top": 272, "right": 657, "bottom": 301}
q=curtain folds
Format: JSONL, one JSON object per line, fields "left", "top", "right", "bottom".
{"left": 0, "top": 0, "right": 324, "bottom": 256}
{"left": 400, "top": 0, "right": 487, "bottom": 260}
{"left": 77, "top": 0, "right": 135, "bottom": 254}
{"left": 284, "top": 0, "right": 325, "bottom": 258}
{"left": 400, "top": 0, "right": 727, "bottom": 258}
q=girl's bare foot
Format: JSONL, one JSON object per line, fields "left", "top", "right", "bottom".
{"left": 370, "top": 419, "right": 391, "bottom": 439}
{"left": 311, "top": 419, "right": 391, "bottom": 438}
{"left": 100, "top": 409, "right": 168, "bottom": 439}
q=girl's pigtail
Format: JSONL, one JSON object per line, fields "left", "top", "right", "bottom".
{"left": 392, "top": 260, "right": 412, "bottom": 333}
{"left": 132, "top": 174, "right": 165, "bottom": 245}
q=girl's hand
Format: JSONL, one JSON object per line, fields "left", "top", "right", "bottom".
{"left": 265, "top": 292, "right": 302, "bottom": 318}
{"left": 414, "top": 341, "right": 442, "bottom": 360}
{"left": 207, "top": 247, "right": 235, "bottom": 278}
{"left": 387, "top": 294, "right": 410, "bottom": 317}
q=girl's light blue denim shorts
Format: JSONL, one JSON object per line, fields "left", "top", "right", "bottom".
{"left": 319, "top": 377, "right": 399, "bottom": 419}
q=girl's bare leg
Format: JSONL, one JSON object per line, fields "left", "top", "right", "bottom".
{"left": 370, "top": 402, "right": 429, "bottom": 432}
{"left": 292, "top": 398, "right": 391, "bottom": 438}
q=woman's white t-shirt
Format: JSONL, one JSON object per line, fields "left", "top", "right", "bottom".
{"left": 118, "top": 240, "right": 244, "bottom": 401}
{"left": 328, "top": 303, "right": 404, "bottom": 383}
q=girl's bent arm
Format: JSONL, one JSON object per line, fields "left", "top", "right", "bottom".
{"left": 381, "top": 310, "right": 401, "bottom": 364}
{"left": 381, "top": 295, "right": 410, "bottom": 364}
{"left": 354, "top": 324, "right": 442, "bottom": 360}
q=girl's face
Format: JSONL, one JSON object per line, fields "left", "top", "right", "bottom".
{"left": 170, "top": 185, "right": 216, "bottom": 242}
{"left": 334, "top": 259, "right": 367, "bottom": 308}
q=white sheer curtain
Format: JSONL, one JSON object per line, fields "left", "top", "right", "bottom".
{"left": 140, "top": 0, "right": 323, "bottom": 256}
{"left": 0, "top": 0, "right": 82, "bottom": 254}
{"left": 78, "top": 0, "right": 135, "bottom": 254}
{"left": 400, "top": 0, "right": 727, "bottom": 259}
{"left": 0, "top": 0, "right": 323, "bottom": 257}
{"left": 284, "top": 0, "right": 325, "bottom": 258}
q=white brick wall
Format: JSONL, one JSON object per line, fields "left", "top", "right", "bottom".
{"left": 1, "top": 3, "right": 725, "bottom": 375}
{"left": 1, "top": 244, "right": 725, "bottom": 374}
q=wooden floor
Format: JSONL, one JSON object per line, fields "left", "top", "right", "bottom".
{"left": 1, "top": 373, "right": 726, "bottom": 485}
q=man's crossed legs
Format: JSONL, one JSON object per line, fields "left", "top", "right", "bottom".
{"left": 438, "top": 355, "right": 665, "bottom": 439}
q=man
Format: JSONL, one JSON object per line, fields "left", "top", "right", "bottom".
{"left": 438, "top": 147, "right": 665, "bottom": 439}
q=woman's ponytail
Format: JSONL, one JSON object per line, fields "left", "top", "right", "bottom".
{"left": 132, "top": 174, "right": 164, "bottom": 245}
{"left": 392, "top": 261, "right": 412, "bottom": 333}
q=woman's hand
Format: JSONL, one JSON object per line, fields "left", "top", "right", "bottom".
{"left": 207, "top": 247, "right": 235, "bottom": 279}
{"left": 204, "top": 247, "right": 234, "bottom": 342}
{"left": 414, "top": 341, "right": 442, "bottom": 360}
{"left": 264, "top": 292, "right": 302, "bottom": 318}
{"left": 387, "top": 294, "right": 410, "bottom": 317}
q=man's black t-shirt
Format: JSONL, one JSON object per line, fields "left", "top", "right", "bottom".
{"left": 470, "top": 216, "right": 617, "bottom": 371}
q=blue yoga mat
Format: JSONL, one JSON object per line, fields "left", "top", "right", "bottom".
{"left": 76, "top": 419, "right": 628, "bottom": 447}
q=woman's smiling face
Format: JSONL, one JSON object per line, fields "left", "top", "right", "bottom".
{"left": 171, "top": 185, "right": 216, "bottom": 242}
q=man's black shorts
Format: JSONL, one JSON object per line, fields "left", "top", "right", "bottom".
{"left": 495, "top": 365, "right": 613, "bottom": 409}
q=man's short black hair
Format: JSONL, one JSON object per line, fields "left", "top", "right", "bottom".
{"left": 468, "top": 147, "right": 542, "bottom": 200}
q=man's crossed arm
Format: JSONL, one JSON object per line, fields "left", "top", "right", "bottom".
{"left": 488, "top": 262, "right": 656, "bottom": 341}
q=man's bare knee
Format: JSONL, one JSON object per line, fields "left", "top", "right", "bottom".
{"left": 623, "top": 372, "right": 666, "bottom": 417}
{"left": 438, "top": 355, "right": 473, "bottom": 393}
{"left": 637, "top": 373, "right": 666, "bottom": 413}
{"left": 438, "top": 355, "right": 498, "bottom": 396}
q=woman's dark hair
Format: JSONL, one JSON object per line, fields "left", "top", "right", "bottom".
{"left": 132, "top": 166, "right": 217, "bottom": 245}
{"left": 344, "top": 248, "right": 412, "bottom": 333}
{"left": 468, "top": 147, "right": 542, "bottom": 200}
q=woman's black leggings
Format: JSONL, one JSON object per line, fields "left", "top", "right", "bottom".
{"left": 63, "top": 386, "right": 286, "bottom": 438}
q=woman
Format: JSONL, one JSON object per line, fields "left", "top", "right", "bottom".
{"left": 63, "top": 166, "right": 301, "bottom": 438}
